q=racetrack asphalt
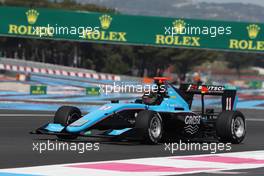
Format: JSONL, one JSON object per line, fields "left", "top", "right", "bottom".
{"left": 0, "top": 109, "right": 263, "bottom": 175}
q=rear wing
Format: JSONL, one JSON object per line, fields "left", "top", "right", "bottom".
{"left": 179, "top": 84, "right": 237, "bottom": 111}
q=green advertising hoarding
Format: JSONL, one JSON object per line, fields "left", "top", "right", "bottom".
{"left": 30, "top": 85, "right": 47, "bottom": 95}
{"left": 86, "top": 87, "right": 100, "bottom": 96}
{"left": 248, "top": 81, "right": 263, "bottom": 89}
{"left": 0, "top": 6, "right": 263, "bottom": 52}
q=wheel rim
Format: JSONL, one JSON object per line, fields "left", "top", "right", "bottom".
{"left": 149, "top": 114, "right": 162, "bottom": 138}
{"left": 233, "top": 116, "right": 245, "bottom": 138}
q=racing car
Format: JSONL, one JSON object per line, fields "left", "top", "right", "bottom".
{"left": 31, "top": 77, "right": 246, "bottom": 144}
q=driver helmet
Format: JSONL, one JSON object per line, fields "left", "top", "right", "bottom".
{"left": 142, "top": 91, "right": 159, "bottom": 105}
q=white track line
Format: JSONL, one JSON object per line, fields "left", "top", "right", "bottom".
{"left": 0, "top": 150, "right": 264, "bottom": 176}
{"left": 246, "top": 119, "right": 264, "bottom": 122}
{"left": 0, "top": 114, "right": 53, "bottom": 117}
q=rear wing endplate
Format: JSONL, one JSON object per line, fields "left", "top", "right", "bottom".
{"left": 179, "top": 84, "right": 237, "bottom": 111}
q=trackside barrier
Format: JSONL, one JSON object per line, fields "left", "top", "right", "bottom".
{"left": 0, "top": 58, "right": 143, "bottom": 83}
{"left": 0, "top": 63, "right": 120, "bottom": 81}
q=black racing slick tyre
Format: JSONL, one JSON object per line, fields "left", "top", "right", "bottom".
{"left": 54, "top": 106, "right": 82, "bottom": 140}
{"left": 136, "top": 110, "right": 163, "bottom": 144}
{"left": 216, "top": 111, "right": 246, "bottom": 144}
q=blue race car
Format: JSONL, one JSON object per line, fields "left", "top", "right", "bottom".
{"left": 32, "top": 77, "right": 246, "bottom": 144}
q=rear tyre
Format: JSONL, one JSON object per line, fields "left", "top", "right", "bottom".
{"left": 54, "top": 106, "right": 82, "bottom": 140}
{"left": 136, "top": 110, "right": 163, "bottom": 144}
{"left": 216, "top": 111, "right": 246, "bottom": 144}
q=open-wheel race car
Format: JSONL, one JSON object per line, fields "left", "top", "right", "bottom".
{"left": 31, "top": 77, "right": 246, "bottom": 144}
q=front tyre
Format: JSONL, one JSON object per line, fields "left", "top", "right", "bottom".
{"left": 216, "top": 111, "right": 246, "bottom": 144}
{"left": 136, "top": 110, "right": 163, "bottom": 144}
{"left": 54, "top": 106, "right": 82, "bottom": 140}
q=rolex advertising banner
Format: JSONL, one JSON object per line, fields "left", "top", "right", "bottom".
{"left": 86, "top": 87, "right": 100, "bottom": 96}
{"left": 30, "top": 85, "right": 47, "bottom": 95}
{"left": 0, "top": 6, "right": 263, "bottom": 52}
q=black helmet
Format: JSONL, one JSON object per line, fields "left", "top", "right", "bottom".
{"left": 142, "top": 92, "right": 159, "bottom": 105}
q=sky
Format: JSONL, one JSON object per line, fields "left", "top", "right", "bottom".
{"left": 197, "top": 0, "right": 263, "bottom": 6}
{"left": 77, "top": 0, "right": 264, "bottom": 7}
